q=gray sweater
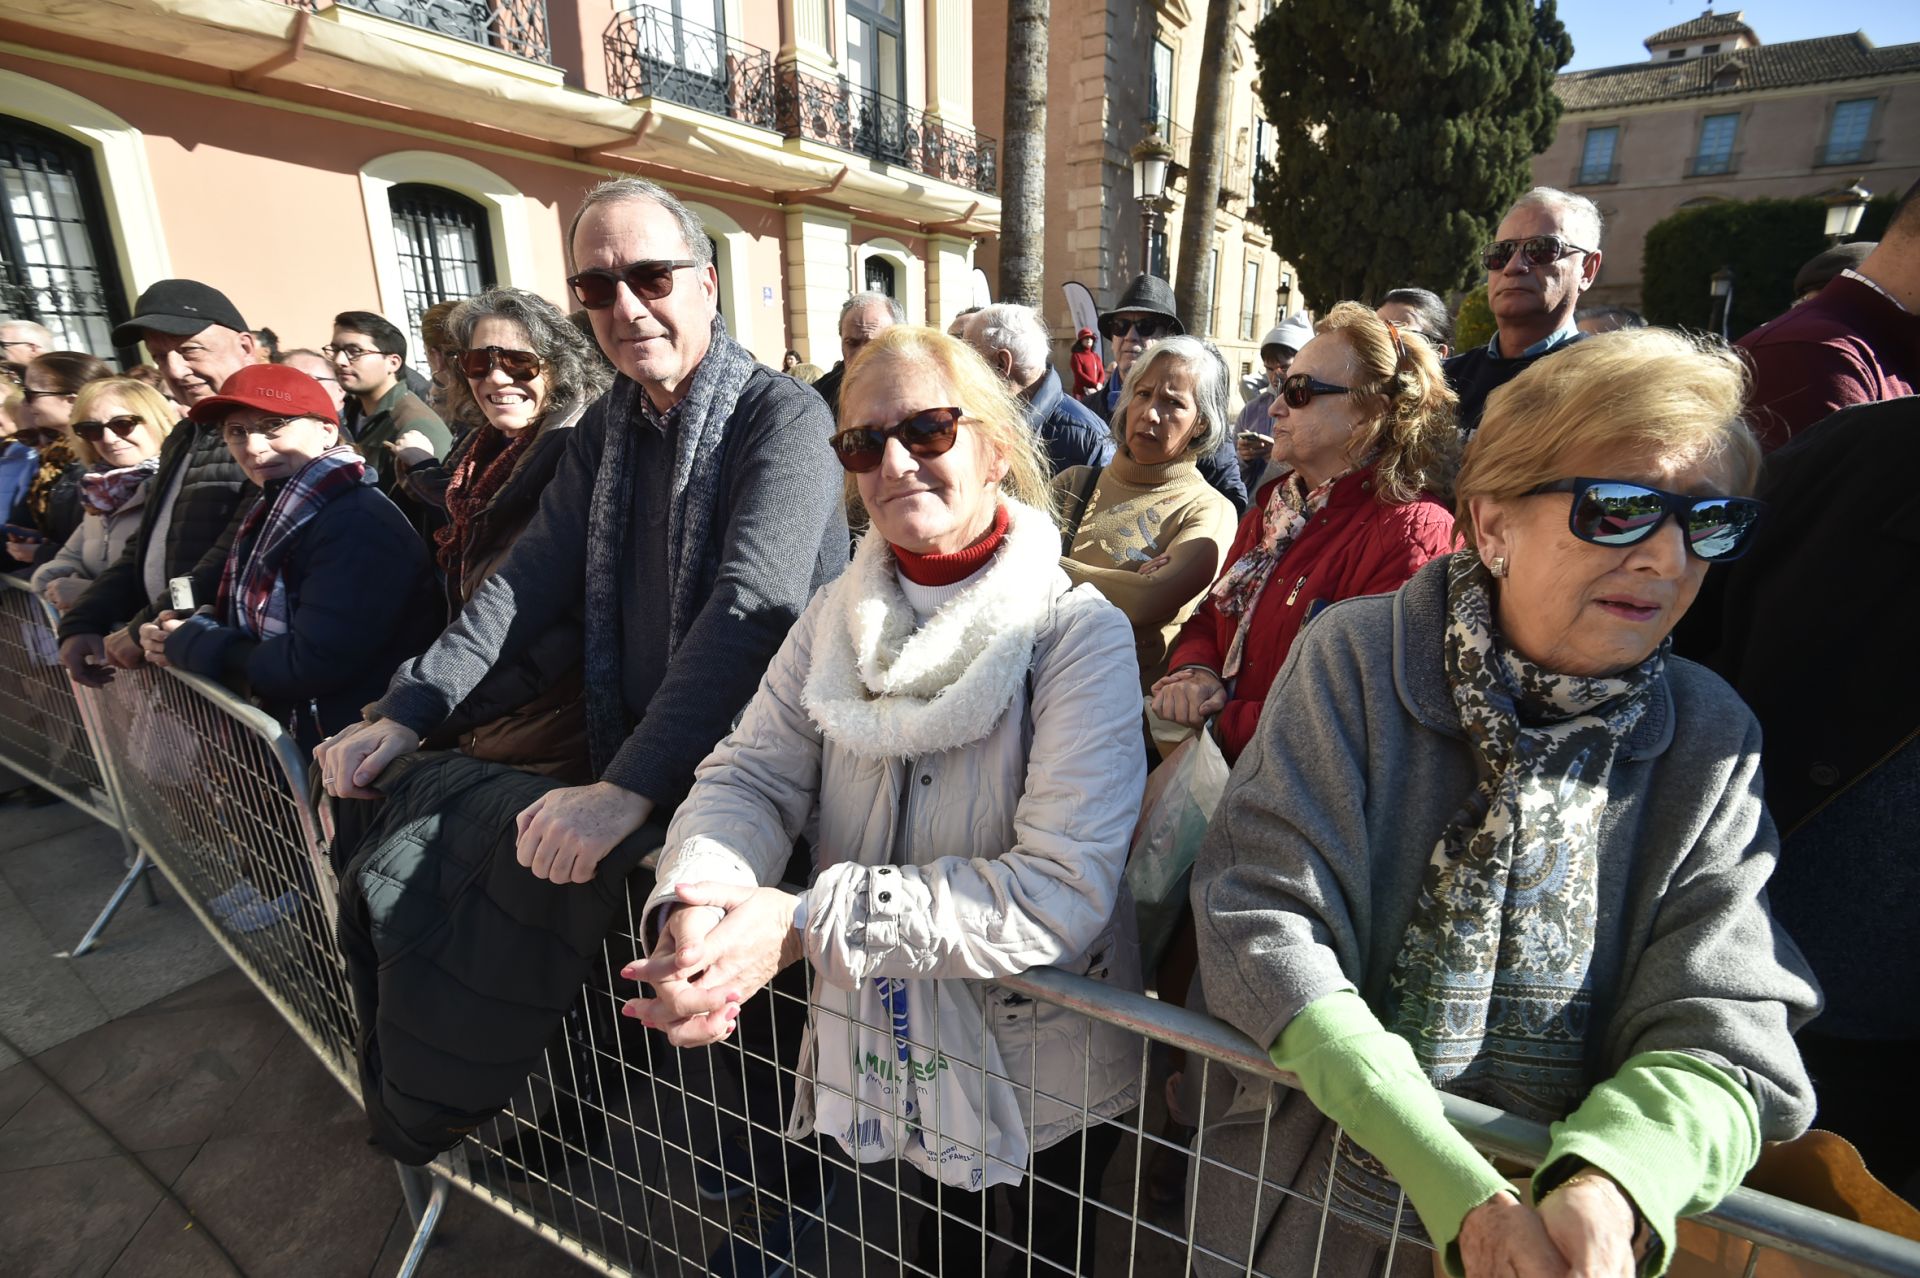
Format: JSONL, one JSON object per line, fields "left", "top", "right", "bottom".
{"left": 1186, "top": 557, "right": 1820, "bottom": 1275}
{"left": 372, "top": 366, "right": 847, "bottom": 809}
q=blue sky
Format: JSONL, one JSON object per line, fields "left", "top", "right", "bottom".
{"left": 1558, "top": 0, "right": 1920, "bottom": 71}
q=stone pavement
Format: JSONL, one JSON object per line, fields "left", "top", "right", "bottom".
{"left": 0, "top": 784, "right": 595, "bottom": 1278}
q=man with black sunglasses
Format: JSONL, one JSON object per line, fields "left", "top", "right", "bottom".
{"left": 1444, "top": 186, "right": 1603, "bottom": 438}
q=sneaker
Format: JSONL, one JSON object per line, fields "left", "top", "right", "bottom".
{"left": 225, "top": 889, "right": 297, "bottom": 933}
{"left": 708, "top": 1164, "right": 838, "bottom": 1278}
{"left": 698, "top": 1126, "right": 793, "bottom": 1203}
{"left": 208, "top": 879, "right": 266, "bottom": 920}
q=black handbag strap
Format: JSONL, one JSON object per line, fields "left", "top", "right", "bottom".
{"left": 1060, "top": 465, "right": 1103, "bottom": 556}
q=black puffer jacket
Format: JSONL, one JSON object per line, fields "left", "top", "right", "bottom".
{"left": 333, "top": 750, "right": 662, "bottom": 1164}
{"left": 56, "top": 421, "right": 248, "bottom": 641}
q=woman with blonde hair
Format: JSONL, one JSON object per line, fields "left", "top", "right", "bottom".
{"left": 625, "top": 325, "right": 1146, "bottom": 1278}
{"left": 1189, "top": 328, "right": 1815, "bottom": 1277}
{"left": 29, "top": 377, "right": 175, "bottom": 611}
{"left": 1155, "top": 302, "right": 1461, "bottom": 761}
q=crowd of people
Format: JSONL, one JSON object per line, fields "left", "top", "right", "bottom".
{"left": 3, "top": 170, "right": 1915, "bottom": 1278}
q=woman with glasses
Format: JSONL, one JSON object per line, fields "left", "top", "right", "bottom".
{"left": 29, "top": 378, "right": 175, "bottom": 611}
{"left": 1154, "top": 304, "right": 1460, "bottom": 763}
{"left": 1186, "top": 328, "right": 1817, "bottom": 1278}
{"left": 391, "top": 286, "right": 611, "bottom": 780}
{"left": 626, "top": 326, "right": 1145, "bottom": 1278}
{"left": 6, "top": 351, "right": 111, "bottom": 571}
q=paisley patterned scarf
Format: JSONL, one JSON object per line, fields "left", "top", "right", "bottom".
{"left": 1206, "top": 468, "right": 1341, "bottom": 677}
{"left": 1327, "top": 550, "right": 1664, "bottom": 1236}
{"left": 80, "top": 457, "right": 159, "bottom": 515}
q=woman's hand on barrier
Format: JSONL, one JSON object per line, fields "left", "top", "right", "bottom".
{"left": 1460, "top": 1192, "right": 1571, "bottom": 1278}
{"left": 1536, "top": 1172, "right": 1642, "bottom": 1278}
{"left": 314, "top": 718, "right": 421, "bottom": 799}
{"left": 623, "top": 882, "right": 800, "bottom": 1047}
{"left": 514, "top": 781, "right": 653, "bottom": 885}
{"left": 103, "top": 626, "right": 146, "bottom": 670}
{"left": 138, "top": 610, "right": 187, "bottom": 668}
{"left": 1149, "top": 667, "right": 1227, "bottom": 728}
{"left": 42, "top": 577, "right": 87, "bottom": 612}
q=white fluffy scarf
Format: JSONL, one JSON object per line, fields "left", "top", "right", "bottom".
{"left": 802, "top": 498, "right": 1057, "bottom": 759}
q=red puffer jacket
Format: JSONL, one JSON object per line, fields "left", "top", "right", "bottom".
{"left": 1164, "top": 463, "right": 1458, "bottom": 761}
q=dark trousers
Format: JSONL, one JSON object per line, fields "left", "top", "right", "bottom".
{"left": 901, "top": 1117, "right": 1124, "bottom": 1277}
{"left": 1798, "top": 1031, "right": 1920, "bottom": 1201}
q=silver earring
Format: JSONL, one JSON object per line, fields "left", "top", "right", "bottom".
{"left": 1487, "top": 555, "right": 1508, "bottom": 579}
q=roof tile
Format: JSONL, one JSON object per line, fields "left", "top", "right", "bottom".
{"left": 1559, "top": 34, "right": 1920, "bottom": 111}
{"left": 1646, "top": 10, "right": 1755, "bottom": 49}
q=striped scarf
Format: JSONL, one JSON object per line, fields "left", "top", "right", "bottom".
{"left": 216, "top": 446, "right": 367, "bottom": 640}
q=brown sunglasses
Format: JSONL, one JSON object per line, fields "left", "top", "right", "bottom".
{"left": 829, "top": 407, "right": 963, "bottom": 474}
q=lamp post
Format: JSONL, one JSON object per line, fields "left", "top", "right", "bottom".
{"left": 1822, "top": 180, "right": 1872, "bottom": 245}
{"left": 1131, "top": 128, "right": 1175, "bottom": 278}
{"left": 1709, "top": 266, "right": 1734, "bottom": 341}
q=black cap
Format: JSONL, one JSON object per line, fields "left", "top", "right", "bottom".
{"left": 1099, "top": 274, "right": 1184, "bottom": 333}
{"left": 111, "top": 279, "right": 249, "bottom": 348}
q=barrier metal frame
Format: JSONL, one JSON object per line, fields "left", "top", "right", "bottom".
{"left": 8, "top": 649, "right": 1916, "bottom": 1278}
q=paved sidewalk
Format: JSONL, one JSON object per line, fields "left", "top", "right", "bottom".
{"left": 0, "top": 788, "right": 595, "bottom": 1277}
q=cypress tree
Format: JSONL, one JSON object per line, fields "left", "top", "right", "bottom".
{"left": 1249, "top": 0, "right": 1571, "bottom": 309}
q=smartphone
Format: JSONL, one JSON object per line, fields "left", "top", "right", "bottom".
{"left": 1, "top": 523, "right": 46, "bottom": 543}
{"left": 1237, "top": 432, "right": 1271, "bottom": 446}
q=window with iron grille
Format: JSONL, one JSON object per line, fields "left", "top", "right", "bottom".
{"left": 387, "top": 183, "right": 495, "bottom": 360}
{"left": 0, "top": 114, "right": 127, "bottom": 359}
{"left": 864, "top": 255, "right": 896, "bottom": 299}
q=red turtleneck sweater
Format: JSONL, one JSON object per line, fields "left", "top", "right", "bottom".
{"left": 890, "top": 504, "right": 1010, "bottom": 586}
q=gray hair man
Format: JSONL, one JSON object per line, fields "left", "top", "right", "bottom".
{"left": 809, "top": 290, "right": 904, "bottom": 418}
{"left": 964, "top": 303, "right": 1113, "bottom": 475}
{"left": 319, "top": 176, "right": 847, "bottom": 891}
{"left": 56, "top": 280, "right": 258, "bottom": 687}
{"left": 1443, "top": 186, "right": 1604, "bottom": 436}
{"left": 0, "top": 318, "right": 52, "bottom": 364}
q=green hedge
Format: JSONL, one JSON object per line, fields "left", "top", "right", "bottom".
{"left": 1640, "top": 196, "right": 1893, "bottom": 337}
{"left": 1454, "top": 284, "right": 1495, "bottom": 351}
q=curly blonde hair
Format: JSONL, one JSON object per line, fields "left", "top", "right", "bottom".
{"left": 1314, "top": 301, "right": 1460, "bottom": 504}
{"left": 837, "top": 326, "right": 1057, "bottom": 525}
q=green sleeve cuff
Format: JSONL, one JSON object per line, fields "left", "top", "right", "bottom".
{"left": 1271, "top": 991, "right": 1512, "bottom": 1275}
{"left": 1533, "top": 1050, "right": 1761, "bottom": 1276}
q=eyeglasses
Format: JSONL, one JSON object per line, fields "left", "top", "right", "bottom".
{"left": 1098, "top": 314, "right": 1175, "bottom": 342}
{"left": 321, "top": 344, "right": 385, "bottom": 363}
{"left": 1525, "top": 478, "right": 1763, "bottom": 562}
{"left": 73, "top": 415, "right": 146, "bottom": 444}
{"left": 219, "top": 416, "right": 306, "bottom": 443}
{"left": 1279, "top": 373, "right": 1353, "bottom": 409}
{"left": 1482, "top": 235, "right": 1595, "bottom": 272}
{"left": 457, "top": 346, "right": 543, "bottom": 382}
{"left": 21, "top": 387, "right": 77, "bottom": 403}
{"left": 829, "top": 406, "right": 963, "bottom": 474}
{"left": 566, "top": 259, "right": 700, "bottom": 310}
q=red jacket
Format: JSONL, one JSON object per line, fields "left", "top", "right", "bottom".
{"left": 1070, "top": 347, "right": 1107, "bottom": 396}
{"left": 1164, "top": 464, "right": 1458, "bottom": 761}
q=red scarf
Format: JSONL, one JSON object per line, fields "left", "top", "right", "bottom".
{"left": 434, "top": 426, "right": 532, "bottom": 581}
{"left": 891, "top": 504, "right": 1010, "bottom": 585}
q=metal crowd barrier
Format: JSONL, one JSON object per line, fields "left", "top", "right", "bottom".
{"left": 2, "top": 626, "right": 1914, "bottom": 1278}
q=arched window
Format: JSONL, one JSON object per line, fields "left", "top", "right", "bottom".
{"left": 0, "top": 114, "right": 127, "bottom": 358}
{"left": 387, "top": 183, "right": 496, "bottom": 359}
{"left": 864, "top": 255, "right": 896, "bottom": 299}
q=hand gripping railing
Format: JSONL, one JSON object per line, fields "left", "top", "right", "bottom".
{"left": 13, "top": 645, "right": 1920, "bottom": 1278}
{"left": 0, "top": 574, "right": 155, "bottom": 955}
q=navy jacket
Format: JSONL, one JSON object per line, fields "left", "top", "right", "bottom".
{"left": 1026, "top": 368, "right": 1115, "bottom": 475}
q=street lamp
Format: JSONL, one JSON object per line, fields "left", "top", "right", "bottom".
{"left": 1822, "top": 180, "right": 1872, "bottom": 244}
{"left": 1709, "top": 266, "right": 1734, "bottom": 340}
{"left": 1131, "top": 128, "right": 1175, "bottom": 278}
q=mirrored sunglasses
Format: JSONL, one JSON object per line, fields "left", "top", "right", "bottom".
{"left": 1482, "top": 235, "right": 1595, "bottom": 272}
{"left": 1526, "top": 478, "right": 1763, "bottom": 562}
{"left": 829, "top": 407, "right": 963, "bottom": 474}
{"left": 566, "top": 259, "right": 700, "bottom": 310}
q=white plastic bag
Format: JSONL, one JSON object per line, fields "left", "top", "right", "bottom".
{"left": 811, "top": 974, "right": 1031, "bottom": 1192}
{"left": 1125, "top": 730, "right": 1230, "bottom": 973}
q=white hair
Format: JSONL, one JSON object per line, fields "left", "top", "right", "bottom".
{"left": 965, "top": 303, "right": 1052, "bottom": 384}
{"left": 840, "top": 291, "right": 906, "bottom": 326}
{"left": 0, "top": 318, "right": 53, "bottom": 345}
{"left": 1508, "top": 186, "right": 1604, "bottom": 248}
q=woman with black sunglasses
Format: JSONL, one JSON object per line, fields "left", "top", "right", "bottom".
{"left": 28, "top": 377, "right": 174, "bottom": 611}
{"left": 1186, "top": 328, "right": 1816, "bottom": 1278}
{"left": 392, "top": 286, "right": 612, "bottom": 781}
{"left": 6, "top": 350, "right": 110, "bottom": 571}
{"left": 1155, "top": 303, "right": 1460, "bottom": 764}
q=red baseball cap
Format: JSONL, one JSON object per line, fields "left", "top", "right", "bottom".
{"left": 187, "top": 364, "right": 339, "bottom": 426}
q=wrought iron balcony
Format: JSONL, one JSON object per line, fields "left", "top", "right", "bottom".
{"left": 603, "top": 10, "right": 777, "bottom": 129}
{"left": 775, "top": 68, "right": 998, "bottom": 194}
{"left": 336, "top": 0, "right": 550, "bottom": 64}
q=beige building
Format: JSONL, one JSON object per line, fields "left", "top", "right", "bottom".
{"left": 971, "top": 0, "right": 1304, "bottom": 400}
{"left": 1534, "top": 8, "right": 1920, "bottom": 311}
{"left": 0, "top": 0, "right": 1000, "bottom": 369}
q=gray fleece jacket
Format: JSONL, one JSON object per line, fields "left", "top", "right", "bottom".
{"left": 1185, "top": 556, "right": 1820, "bottom": 1276}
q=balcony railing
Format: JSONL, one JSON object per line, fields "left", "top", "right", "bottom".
{"left": 337, "top": 0, "right": 550, "bottom": 63}
{"left": 1815, "top": 138, "right": 1877, "bottom": 167}
{"left": 603, "top": 10, "right": 776, "bottom": 128}
{"left": 1572, "top": 160, "right": 1620, "bottom": 186}
{"left": 775, "top": 67, "right": 999, "bottom": 193}
{"left": 1685, "top": 151, "right": 1740, "bottom": 178}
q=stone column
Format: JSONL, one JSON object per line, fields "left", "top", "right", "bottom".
{"left": 781, "top": 0, "right": 837, "bottom": 73}
{"left": 786, "top": 206, "right": 856, "bottom": 364}
{"left": 923, "top": 0, "right": 974, "bottom": 128}
{"left": 925, "top": 232, "right": 977, "bottom": 332}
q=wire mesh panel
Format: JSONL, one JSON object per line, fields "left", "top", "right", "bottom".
{"left": 75, "top": 665, "right": 360, "bottom": 1088}
{"left": 0, "top": 575, "right": 117, "bottom": 821}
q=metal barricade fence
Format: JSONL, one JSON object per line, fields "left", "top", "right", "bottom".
{"left": 0, "top": 574, "right": 154, "bottom": 955}
{"left": 20, "top": 654, "right": 1920, "bottom": 1278}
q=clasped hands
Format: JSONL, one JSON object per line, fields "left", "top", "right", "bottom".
{"left": 1460, "top": 1173, "right": 1645, "bottom": 1278}
{"left": 620, "top": 883, "right": 803, "bottom": 1047}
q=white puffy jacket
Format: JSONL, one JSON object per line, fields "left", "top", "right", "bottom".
{"left": 652, "top": 506, "right": 1148, "bottom": 1153}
